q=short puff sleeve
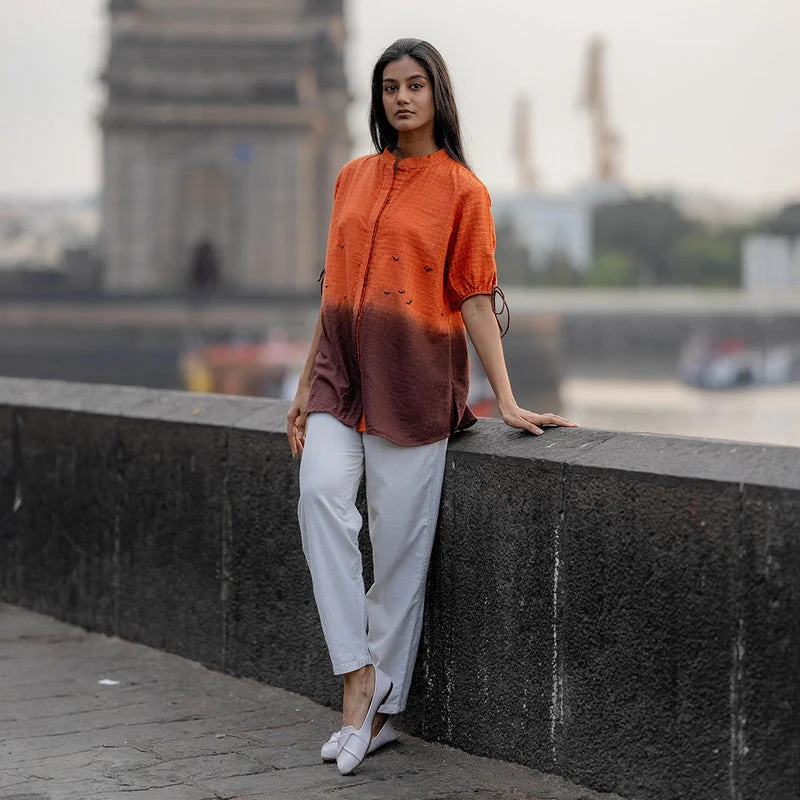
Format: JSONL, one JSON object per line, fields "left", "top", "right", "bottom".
{"left": 446, "top": 186, "right": 498, "bottom": 309}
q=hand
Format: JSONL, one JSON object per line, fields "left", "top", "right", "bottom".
{"left": 286, "top": 385, "right": 310, "bottom": 456}
{"left": 500, "top": 404, "right": 579, "bottom": 436}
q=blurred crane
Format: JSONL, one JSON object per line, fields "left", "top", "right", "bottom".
{"left": 512, "top": 95, "right": 539, "bottom": 192}
{"left": 581, "top": 36, "right": 621, "bottom": 182}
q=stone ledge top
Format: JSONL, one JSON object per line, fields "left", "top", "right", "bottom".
{"left": 1, "top": 377, "right": 798, "bottom": 491}
{"left": 0, "top": 376, "right": 282, "bottom": 431}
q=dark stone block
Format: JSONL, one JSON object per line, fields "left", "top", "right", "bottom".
{"left": 737, "top": 484, "right": 800, "bottom": 800}
{"left": 563, "top": 428, "right": 800, "bottom": 490}
{"left": 1, "top": 378, "right": 158, "bottom": 417}
{"left": 404, "top": 450, "right": 561, "bottom": 773}
{"left": 2, "top": 380, "right": 798, "bottom": 800}
{"left": 67, "top": 382, "right": 163, "bottom": 417}
{"left": 0, "top": 406, "right": 18, "bottom": 602}
{"left": 6, "top": 409, "right": 118, "bottom": 632}
{"left": 448, "top": 417, "right": 611, "bottom": 465}
{"left": 9, "top": 378, "right": 90, "bottom": 412}
{"left": 115, "top": 418, "right": 226, "bottom": 668}
{"left": 558, "top": 467, "right": 738, "bottom": 800}
{"left": 224, "top": 427, "right": 340, "bottom": 706}
{"left": 233, "top": 402, "right": 289, "bottom": 436}
{"left": 130, "top": 389, "right": 263, "bottom": 427}
{"left": 0, "top": 377, "right": 34, "bottom": 406}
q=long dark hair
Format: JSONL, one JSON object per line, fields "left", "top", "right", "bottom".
{"left": 369, "top": 38, "right": 469, "bottom": 170}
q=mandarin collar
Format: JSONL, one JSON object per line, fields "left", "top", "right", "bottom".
{"left": 379, "top": 147, "right": 450, "bottom": 171}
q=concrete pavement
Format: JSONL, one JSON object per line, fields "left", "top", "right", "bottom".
{"left": 0, "top": 604, "right": 624, "bottom": 800}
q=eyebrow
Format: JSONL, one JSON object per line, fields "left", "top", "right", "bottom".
{"left": 382, "top": 74, "right": 428, "bottom": 83}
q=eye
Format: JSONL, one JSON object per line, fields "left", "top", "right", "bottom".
{"left": 384, "top": 85, "right": 397, "bottom": 93}
{"left": 411, "top": 82, "right": 424, "bottom": 90}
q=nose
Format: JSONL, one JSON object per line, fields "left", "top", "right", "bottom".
{"left": 397, "top": 87, "right": 410, "bottom": 105}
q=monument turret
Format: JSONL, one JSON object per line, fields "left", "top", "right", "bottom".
{"left": 100, "top": 0, "right": 350, "bottom": 292}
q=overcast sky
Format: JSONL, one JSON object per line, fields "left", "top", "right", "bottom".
{"left": 1, "top": 0, "right": 798, "bottom": 209}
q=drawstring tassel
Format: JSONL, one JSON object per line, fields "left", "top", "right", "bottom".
{"left": 491, "top": 285, "right": 510, "bottom": 338}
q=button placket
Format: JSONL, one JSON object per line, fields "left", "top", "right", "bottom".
{"left": 354, "top": 166, "right": 399, "bottom": 366}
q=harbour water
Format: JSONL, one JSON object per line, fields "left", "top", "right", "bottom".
{"left": 562, "top": 377, "right": 800, "bottom": 448}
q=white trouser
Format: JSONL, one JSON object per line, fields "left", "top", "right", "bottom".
{"left": 298, "top": 412, "right": 448, "bottom": 714}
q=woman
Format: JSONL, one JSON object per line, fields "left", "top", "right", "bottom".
{"left": 287, "top": 38, "right": 578, "bottom": 775}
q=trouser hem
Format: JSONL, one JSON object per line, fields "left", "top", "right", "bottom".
{"left": 331, "top": 655, "right": 372, "bottom": 676}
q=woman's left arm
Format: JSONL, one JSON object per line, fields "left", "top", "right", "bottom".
{"left": 460, "top": 294, "right": 579, "bottom": 435}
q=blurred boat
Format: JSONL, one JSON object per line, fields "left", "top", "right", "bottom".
{"left": 180, "top": 327, "right": 307, "bottom": 398}
{"left": 678, "top": 335, "right": 800, "bottom": 389}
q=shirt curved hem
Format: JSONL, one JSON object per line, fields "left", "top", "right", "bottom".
{"left": 362, "top": 424, "right": 450, "bottom": 448}
{"left": 307, "top": 408, "right": 478, "bottom": 448}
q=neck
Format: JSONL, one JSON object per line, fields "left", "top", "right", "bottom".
{"left": 394, "top": 128, "right": 439, "bottom": 160}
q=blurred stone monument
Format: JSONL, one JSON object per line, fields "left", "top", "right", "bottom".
{"left": 100, "top": 0, "right": 350, "bottom": 293}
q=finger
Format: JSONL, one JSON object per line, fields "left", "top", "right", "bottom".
{"left": 293, "top": 425, "right": 305, "bottom": 456}
{"left": 513, "top": 415, "right": 543, "bottom": 435}
{"left": 519, "top": 411, "right": 546, "bottom": 431}
{"left": 295, "top": 417, "right": 308, "bottom": 455}
{"left": 525, "top": 411, "right": 577, "bottom": 428}
{"left": 545, "top": 413, "right": 580, "bottom": 427}
{"left": 288, "top": 409, "right": 303, "bottom": 456}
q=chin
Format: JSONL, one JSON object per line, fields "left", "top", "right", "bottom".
{"left": 391, "top": 119, "right": 421, "bottom": 132}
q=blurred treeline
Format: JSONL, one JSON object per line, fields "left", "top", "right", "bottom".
{"left": 497, "top": 199, "right": 800, "bottom": 288}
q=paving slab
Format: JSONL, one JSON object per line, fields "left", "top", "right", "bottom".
{"left": 0, "top": 605, "right": 625, "bottom": 800}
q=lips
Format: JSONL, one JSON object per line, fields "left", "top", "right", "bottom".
{"left": 395, "top": 110, "right": 413, "bottom": 117}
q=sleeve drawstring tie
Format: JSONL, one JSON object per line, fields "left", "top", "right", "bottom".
{"left": 492, "top": 285, "right": 510, "bottom": 338}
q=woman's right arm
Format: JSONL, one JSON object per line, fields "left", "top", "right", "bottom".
{"left": 286, "top": 309, "right": 323, "bottom": 457}
{"left": 287, "top": 165, "right": 348, "bottom": 455}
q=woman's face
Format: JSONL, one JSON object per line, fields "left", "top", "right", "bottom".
{"left": 381, "top": 56, "right": 435, "bottom": 137}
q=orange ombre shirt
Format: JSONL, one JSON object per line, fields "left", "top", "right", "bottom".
{"left": 306, "top": 147, "right": 498, "bottom": 446}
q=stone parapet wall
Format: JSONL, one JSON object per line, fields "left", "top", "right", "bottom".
{"left": 0, "top": 377, "right": 797, "bottom": 800}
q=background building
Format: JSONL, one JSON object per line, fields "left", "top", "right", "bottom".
{"left": 493, "top": 192, "right": 593, "bottom": 276}
{"left": 494, "top": 38, "right": 627, "bottom": 282}
{"left": 100, "top": 0, "right": 350, "bottom": 293}
{"left": 742, "top": 235, "right": 800, "bottom": 290}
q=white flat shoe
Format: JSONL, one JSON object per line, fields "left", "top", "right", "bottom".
{"left": 320, "top": 719, "right": 397, "bottom": 761}
{"left": 336, "top": 665, "right": 393, "bottom": 775}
